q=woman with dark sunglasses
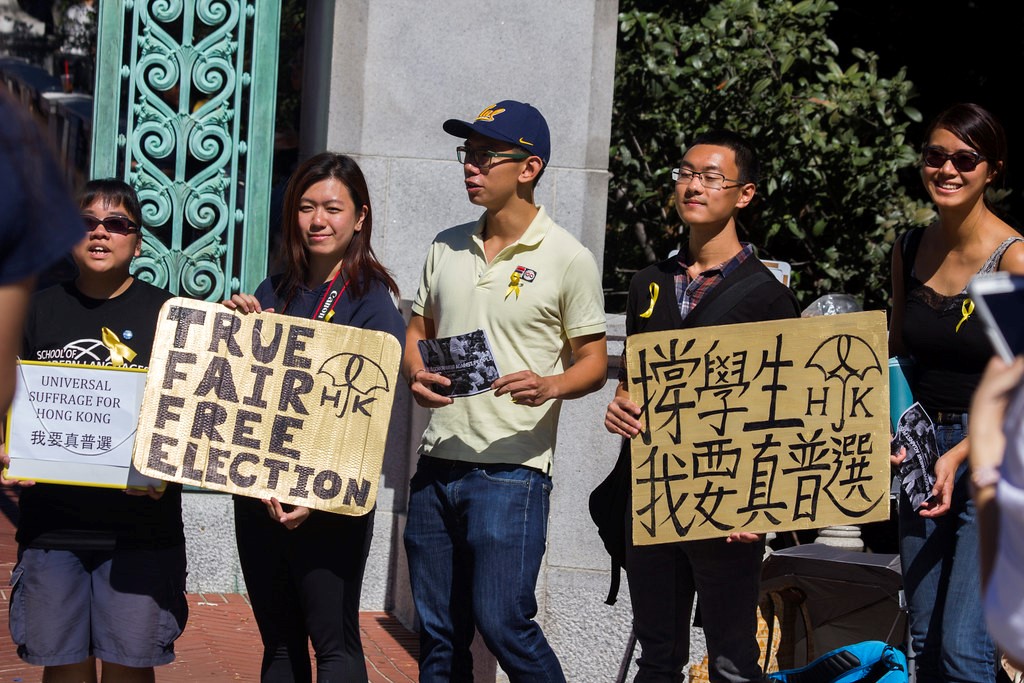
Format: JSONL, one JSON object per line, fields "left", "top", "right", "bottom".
{"left": 222, "top": 152, "right": 404, "bottom": 683}
{"left": 889, "top": 103, "right": 1024, "bottom": 682}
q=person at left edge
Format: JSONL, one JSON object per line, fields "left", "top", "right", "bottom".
{"left": 224, "top": 152, "right": 405, "bottom": 683}
{"left": 8, "top": 179, "right": 187, "bottom": 682}
{"left": 0, "top": 89, "right": 85, "bottom": 414}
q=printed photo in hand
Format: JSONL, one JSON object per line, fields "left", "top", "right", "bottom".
{"left": 417, "top": 329, "right": 500, "bottom": 398}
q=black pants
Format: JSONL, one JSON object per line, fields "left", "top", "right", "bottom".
{"left": 625, "top": 536, "right": 766, "bottom": 683}
{"left": 234, "top": 497, "right": 374, "bottom": 683}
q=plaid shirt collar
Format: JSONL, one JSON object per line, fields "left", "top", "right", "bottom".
{"left": 675, "top": 243, "right": 755, "bottom": 319}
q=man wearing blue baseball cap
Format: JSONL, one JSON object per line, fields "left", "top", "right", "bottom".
{"left": 403, "top": 100, "right": 608, "bottom": 682}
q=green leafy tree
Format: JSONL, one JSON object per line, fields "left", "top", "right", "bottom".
{"left": 606, "top": 0, "right": 934, "bottom": 312}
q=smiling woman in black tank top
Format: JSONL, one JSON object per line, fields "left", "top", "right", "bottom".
{"left": 889, "top": 103, "right": 1024, "bottom": 683}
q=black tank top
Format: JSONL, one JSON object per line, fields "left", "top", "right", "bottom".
{"left": 900, "top": 227, "right": 1024, "bottom": 413}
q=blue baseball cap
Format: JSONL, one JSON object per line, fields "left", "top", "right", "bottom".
{"left": 443, "top": 100, "right": 551, "bottom": 166}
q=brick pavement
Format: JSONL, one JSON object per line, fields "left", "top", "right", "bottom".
{"left": 0, "top": 488, "right": 419, "bottom": 682}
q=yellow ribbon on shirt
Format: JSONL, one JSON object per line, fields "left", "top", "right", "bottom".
{"left": 955, "top": 298, "right": 974, "bottom": 333}
{"left": 639, "top": 283, "right": 659, "bottom": 318}
{"left": 505, "top": 271, "right": 522, "bottom": 300}
{"left": 101, "top": 327, "right": 137, "bottom": 367}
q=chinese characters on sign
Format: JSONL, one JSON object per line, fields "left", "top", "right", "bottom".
{"left": 132, "top": 298, "right": 401, "bottom": 515}
{"left": 5, "top": 361, "right": 159, "bottom": 488}
{"left": 626, "top": 311, "right": 890, "bottom": 544}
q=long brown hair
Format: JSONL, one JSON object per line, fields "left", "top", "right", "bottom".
{"left": 276, "top": 153, "right": 398, "bottom": 303}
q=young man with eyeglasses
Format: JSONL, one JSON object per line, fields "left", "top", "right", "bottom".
{"left": 604, "top": 130, "right": 799, "bottom": 683}
{"left": 403, "top": 100, "right": 607, "bottom": 682}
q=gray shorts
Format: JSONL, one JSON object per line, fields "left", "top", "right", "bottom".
{"left": 8, "top": 545, "right": 188, "bottom": 667}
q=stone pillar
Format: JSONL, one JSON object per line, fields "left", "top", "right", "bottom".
{"left": 303, "top": 2, "right": 621, "bottom": 680}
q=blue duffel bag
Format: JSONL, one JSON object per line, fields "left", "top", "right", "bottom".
{"left": 767, "top": 641, "right": 908, "bottom": 683}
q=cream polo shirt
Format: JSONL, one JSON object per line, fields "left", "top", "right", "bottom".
{"left": 412, "top": 206, "right": 606, "bottom": 472}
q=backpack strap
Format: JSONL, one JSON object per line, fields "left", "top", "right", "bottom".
{"left": 590, "top": 438, "right": 632, "bottom": 605}
{"left": 694, "top": 268, "right": 775, "bottom": 326}
{"left": 605, "top": 556, "right": 621, "bottom": 606}
{"left": 899, "top": 228, "right": 925, "bottom": 294}
{"left": 860, "top": 645, "right": 906, "bottom": 683}
{"left": 783, "top": 649, "right": 861, "bottom": 683}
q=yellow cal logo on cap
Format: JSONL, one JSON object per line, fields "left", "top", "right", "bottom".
{"left": 475, "top": 105, "right": 505, "bottom": 122}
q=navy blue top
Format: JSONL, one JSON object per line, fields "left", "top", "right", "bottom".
{"left": 0, "top": 94, "right": 83, "bottom": 286}
{"left": 253, "top": 274, "right": 406, "bottom": 353}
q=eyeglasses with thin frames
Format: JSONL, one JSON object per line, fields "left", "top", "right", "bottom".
{"left": 456, "top": 146, "right": 530, "bottom": 170}
{"left": 82, "top": 215, "right": 140, "bottom": 235}
{"left": 671, "top": 167, "right": 744, "bottom": 190}
{"left": 921, "top": 146, "right": 987, "bottom": 173}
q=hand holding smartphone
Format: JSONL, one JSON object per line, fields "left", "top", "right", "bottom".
{"left": 969, "top": 272, "right": 1024, "bottom": 364}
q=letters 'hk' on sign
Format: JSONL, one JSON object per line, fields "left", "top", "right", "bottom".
{"left": 626, "top": 310, "right": 890, "bottom": 544}
{"left": 133, "top": 298, "right": 401, "bottom": 515}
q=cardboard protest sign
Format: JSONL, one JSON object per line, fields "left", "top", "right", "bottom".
{"left": 625, "top": 310, "right": 890, "bottom": 544}
{"left": 5, "top": 361, "right": 163, "bottom": 488}
{"left": 132, "top": 298, "right": 401, "bottom": 515}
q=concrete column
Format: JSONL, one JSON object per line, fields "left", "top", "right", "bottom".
{"left": 304, "top": 2, "right": 621, "bottom": 680}
{"left": 180, "top": 4, "right": 622, "bottom": 678}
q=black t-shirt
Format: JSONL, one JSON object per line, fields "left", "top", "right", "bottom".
{"left": 902, "top": 281, "right": 991, "bottom": 414}
{"left": 898, "top": 228, "right": 1020, "bottom": 414}
{"left": 17, "top": 278, "right": 185, "bottom": 550}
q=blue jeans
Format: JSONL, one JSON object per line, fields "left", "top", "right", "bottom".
{"left": 403, "top": 456, "right": 565, "bottom": 683}
{"left": 899, "top": 420, "right": 996, "bottom": 683}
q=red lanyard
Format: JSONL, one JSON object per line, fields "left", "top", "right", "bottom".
{"left": 312, "top": 268, "right": 350, "bottom": 322}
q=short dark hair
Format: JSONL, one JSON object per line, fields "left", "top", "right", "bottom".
{"left": 78, "top": 178, "right": 142, "bottom": 224}
{"left": 687, "top": 130, "right": 760, "bottom": 185}
{"left": 924, "top": 103, "right": 1007, "bottom": 183}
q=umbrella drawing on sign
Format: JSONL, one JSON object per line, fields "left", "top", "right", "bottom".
{"left": 805, "top": 334, "right": 882, "bottom": 432}
{"left": 317, "top": 353, "right": 391, "bottom": 417}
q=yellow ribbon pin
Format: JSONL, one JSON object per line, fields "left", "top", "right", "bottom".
{"left": 101, "top": 327, "right": 137, "bottom": 367}
{"left": 505, "top": 271, "right": 522, "bottom": 300}
{"left": 639, "top": 283, "right": 659, "bottom": 318}
{"left": 955, "top": 298, "right": 974, "bottom": 333}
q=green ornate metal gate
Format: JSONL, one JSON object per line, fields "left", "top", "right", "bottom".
{"left": 90, "top": 0, "right": 280, "bottom": 301}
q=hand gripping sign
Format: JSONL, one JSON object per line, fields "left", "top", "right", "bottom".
{"left": 132, "top": 298, "right": 401, "bottom": 515}
{"left": 625, "top": 310, "right": 890, "bottom": 544}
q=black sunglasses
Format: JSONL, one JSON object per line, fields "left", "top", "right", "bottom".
{"left": 82, "top": 215, "right": 140, "bottom": 235}
{"left": 922, "top": 146, "right": 986, "bottom": 173}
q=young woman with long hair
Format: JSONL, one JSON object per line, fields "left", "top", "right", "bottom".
{"left": 224, "top": 153, "right": 404, "bottom": 682}
{"left": 890, "top": 103, "right": 1024, "bottom": 682}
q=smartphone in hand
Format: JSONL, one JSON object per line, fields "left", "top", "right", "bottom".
{"left": 969, "top": 273, "right": 1024, "bottom": 364}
